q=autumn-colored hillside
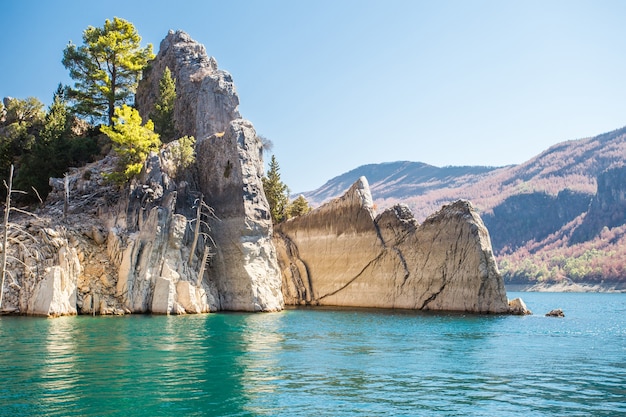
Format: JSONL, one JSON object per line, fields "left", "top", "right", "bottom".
{"left": 303, "top": 126, "right": 626, "bottom": 285}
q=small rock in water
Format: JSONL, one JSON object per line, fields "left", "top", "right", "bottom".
{"left": 508, "top": 297, "right": 532, "bottom": 315}
{"left": 545, "top": 308, "right": 565, "bottom": 317}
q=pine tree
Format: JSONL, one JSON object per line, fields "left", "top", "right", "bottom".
{"left": 262, "top": 154, "right": 289, "bottom": 223}
{"left": 288, "top": 195, "right": 311, "bottom": 218}
{"left": 152, "top": 67, "right": 177, "bottom": 142}
{"left": 14, "top": 88, "right": 71, "bottom": 198}
{"left": 0, "top": 97, "right": 45, "bottom": 195}
{"left": 168, "top": 135, "right": 196, "bottom": 178}
{"left": 100, "top": 104, "right": 161, "bottom": 184}
{"left": 63, "top": 17, "right": 154, "bottom": 125}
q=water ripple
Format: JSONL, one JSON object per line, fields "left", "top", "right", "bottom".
{"left": 0, "top": 293, "right": 625, "bottom": 416}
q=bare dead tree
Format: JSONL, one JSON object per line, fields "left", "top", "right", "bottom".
{"left": 63, "top": 173, "right": 70, "bottom": 219}
{"left": 0, "top": 165, "right": 41, "bottom": 310}
{"left": 196, "top": 245, "right": 212, "bottom": 287}
{"left": 0, "top": 165, "right": 13, "bottom": 309}
{"left": 188, "top": 194, "right": 219, "bottom": 285}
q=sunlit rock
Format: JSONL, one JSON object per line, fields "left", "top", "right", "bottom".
{"left": 275, "top": 177, "right": 511, "bottom": 313}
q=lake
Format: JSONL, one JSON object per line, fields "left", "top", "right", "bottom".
{"left": 0, "top": 292, "right": 624, "bottom": 416}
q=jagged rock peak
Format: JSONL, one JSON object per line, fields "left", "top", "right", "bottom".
{"left": 345, "top": 176, "right": 375, "bottom": 212}
{"left": 275, "top": 177, "right": 512, "bottom": 313}
{"left": 158, "top": 30, "right": 218, "bottom": 72}
{"left": 136, "top": 30, "right": 241, "bottom": 141}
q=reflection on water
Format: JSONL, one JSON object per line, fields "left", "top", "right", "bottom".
{"left": 0, "top": 293, "right": 625, "bottom": 416}
{"left": 237, "top": 313, "right": 286, "bottom": 414}
{"left": 39, "top": 317, "right": 80, "bottom": 412}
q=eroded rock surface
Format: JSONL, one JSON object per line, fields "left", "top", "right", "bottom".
{"left": 275, "top": 177, "right": 512, "bottom": 313}
{"left": 0, "top": 30, "right": 282, "bottom": 316}
{"left": 136, "top": 30, "right": 241, "bottom": 140}
{"left": 196, "top": 119, "right": 283, "bottom": 311}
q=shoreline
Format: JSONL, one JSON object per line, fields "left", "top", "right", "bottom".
{"left": 506, "top": 282, "right": 626, "bottom": 293}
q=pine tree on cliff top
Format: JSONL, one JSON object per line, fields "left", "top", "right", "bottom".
{"left": 263, "top": 155, "right": 289, "bottom": 224}
{"left": 63, "top": 17, "right": 154, "bottom": 126}
{"left": 152, "top": 67, "right": 177, "bottom": 142}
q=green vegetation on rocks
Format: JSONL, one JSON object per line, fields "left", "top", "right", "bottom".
{"left": 63, "top": 17, "right": 154, "bottom": 125}
{"left": 100, "top": 104, "right": 161, "bottom": 185}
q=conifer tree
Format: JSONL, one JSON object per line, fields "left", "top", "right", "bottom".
{"left": 288, "top": 195, "right": 312, "bottom": 218}
{"left": 100, "top": 104, "right": 161, "bottom": 184}
{"left": 14, "top": 88, "right": 71, "bottom": 198}
{"left": 0, "top": 97, "right": 45, "bottom": 192}
{"left": 63, "top": 17, "right": 154, "bottom": 125}
{"left": 262, "top": 154, "right": 289, "bottom": 223}
{"left": 152, "top": 67, "right": 177, "bottom": 142}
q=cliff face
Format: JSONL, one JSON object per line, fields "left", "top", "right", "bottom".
{"left": 136, "top": 30, "right": 241, "bottom": 140}
{"left": 0, "top": 30, "right": 282, "bottom": 316}
{"left": 275, "top": 177, "right": 510, "bottom": 313}
{"left": 0, "top": 30, "right": 511, "bottom": 316}
{"left": 195, "top": 120, "right": 282, "bottom": 311}
{"left": 570, "top": 166, "right": 626, "bottom": 244}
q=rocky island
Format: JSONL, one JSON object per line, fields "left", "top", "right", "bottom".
{"left": 0, "top": 30, "right": 526, "bottom": 316}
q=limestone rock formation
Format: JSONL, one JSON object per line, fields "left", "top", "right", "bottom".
{"left": 134, "top": 29, "right": 282, "bottom": 311}
{"left": 508, "top": 297, "right": 532, "bottom": 315}
{"left": 275, "top": 177, "right": 511, "bottom": 313}
{"left": 196, "top": 120, "right": 283, "bottom": 311}
{"left": 136, "top": 30, "right": 241, "bottom": 140}
{"left": 0, "top": 30, "right": 282, "bottom": 315}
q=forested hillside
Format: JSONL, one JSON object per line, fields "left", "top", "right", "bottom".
{"left": 303, "top": 127, "right": 626, "bottom": 286}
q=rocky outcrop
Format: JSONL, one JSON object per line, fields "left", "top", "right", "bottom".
{"left": 136, "top": 30, "right": 240, "bottom": 140}
{"left": 106, "top": 154, "right": 216, "bottom": 315}
{"left": 275, "top": 177, "right": 512, "bottom": 313}
{"left": 196, "top": 120, "right": 283, "bottom": 311}
{"left": 570, "top": 166, "right": 626, "bottom": 243}
{"left": 508, "top": 297, "right": 532, "bottom": 315}
{"left": 545, "top": 308, "right": 564, "bottom": 317}
{"left": 133, "top": 29, "right": 282, "bottom": 311}
{"left": 1, "top": 30, "right": 282, "bottom": 316}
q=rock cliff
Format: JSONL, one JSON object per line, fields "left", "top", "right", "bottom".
{"left": 275, "top": 177, "right": 511, "bottom": 313}
{"left": 0, "top": 30, "right": 512, "bottom": 316}
{"left": 0, "top": 30, "right": 282, "bottom": 316}
{"left": 136, "top": 30, "right": 241, "bottom": 140}
{"left": 570, "top": 166, "right": 626, "bottom": 244}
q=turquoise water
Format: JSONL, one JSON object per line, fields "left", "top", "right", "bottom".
{"left": 0, "top": 292, "right": 625, "bottom": 416}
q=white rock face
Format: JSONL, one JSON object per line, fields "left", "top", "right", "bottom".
{"left": 508, "top": 297, "right": 532, "bottom": 315}
{"left": 136, "top": 30, "right": 241, "bottom": 140}
{"left": 275, "top": 177, "right": 511, "bottom": 313}
{"left": 27, "top": 246, "right": 80, "bottom": 317}
{"left": 0, "top": 31, "right": 272, "bottom": 316}
{"left": 109, "top": 167, "right": 216, "bottom": 314}
{"left": 196, "top": 119, "right": 284, "bottom": 311}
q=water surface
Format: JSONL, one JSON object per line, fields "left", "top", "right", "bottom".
{"left": 1, "top": 292, "right": 624, "bottom": 416}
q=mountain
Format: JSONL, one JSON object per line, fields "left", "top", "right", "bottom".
{"left": 304, "top": 161, "right": 498, "bottom": 206}
{"left": 302, "top": 126, "right": 626, "bottom": 287}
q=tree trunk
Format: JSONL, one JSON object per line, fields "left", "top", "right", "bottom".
{"left": 63, "top": 173, "right": 69, "bottom": 219}
{"left": 0, "top": 165, "right": 14, "bottom": 309}
{"left": 189, "top": 194, "right": 203, "bottom": 265}
{"left": 196, "top": 245, "right": 210, "bottom": 287}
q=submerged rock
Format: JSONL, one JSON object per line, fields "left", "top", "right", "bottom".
{"left": 275, "top": 177, "right": 512, "bottom": 313}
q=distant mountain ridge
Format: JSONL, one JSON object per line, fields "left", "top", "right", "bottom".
{"left": 302, "top": 126, "right": 626, "bottom": 285}
{"left": 304, "top": 162, "right": 498, "bottom": 207}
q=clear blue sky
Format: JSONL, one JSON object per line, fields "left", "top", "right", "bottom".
{"left": 2, "top": 0, "right": 626, "bottom": 193}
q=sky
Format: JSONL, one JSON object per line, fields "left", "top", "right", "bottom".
{"left": 1, "top": 0, "right": 626, "bottom": 193}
